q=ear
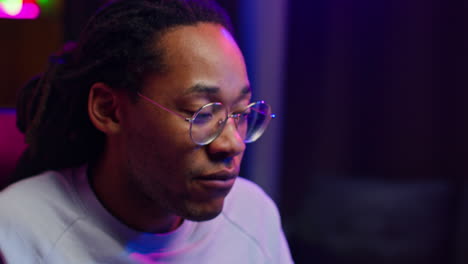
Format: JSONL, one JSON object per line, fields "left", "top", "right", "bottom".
{"left": 88, "top": 83, "right": 121, "bottom": 135}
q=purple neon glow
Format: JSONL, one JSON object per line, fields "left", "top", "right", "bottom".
{"left": 0, "top": 3, "right": 39, "bottom": 19}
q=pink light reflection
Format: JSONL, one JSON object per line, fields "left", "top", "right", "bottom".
{"left": 0, "top": 3, "right": 40, "bottom": 19}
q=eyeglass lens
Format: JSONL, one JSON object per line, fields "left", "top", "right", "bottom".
{"left": 189, "top": 101, "right": 272, "bottom": 145}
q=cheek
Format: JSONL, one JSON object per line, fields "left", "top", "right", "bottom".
{"left": 126, "top": 108, "right": 189, "bottom": 151}
{"left": 123, "top": 114, "right": 203, "bottom": 181}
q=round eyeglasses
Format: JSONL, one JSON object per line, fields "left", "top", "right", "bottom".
{"left": 137, "top": 92, "right": 275, "bottom": 146}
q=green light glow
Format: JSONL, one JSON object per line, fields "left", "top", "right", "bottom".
{"left": 36, "top": 0, "right": 50, "bottom": 6}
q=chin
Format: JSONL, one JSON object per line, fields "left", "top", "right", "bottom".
{"left": 185, "top": 210, "right": 222, "bottom": 222}
{"left": 180, "top": 199, "right": 225, "bottom": 222}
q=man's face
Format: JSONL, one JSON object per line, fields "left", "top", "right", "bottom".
{"left": 119, "top": 23, "right": 250, "bottom": 221}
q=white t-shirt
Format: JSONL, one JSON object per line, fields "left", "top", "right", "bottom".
{"left": 0, "top": 166, "right": 293, "bottom": 263}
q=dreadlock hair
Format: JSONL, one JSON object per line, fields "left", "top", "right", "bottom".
{"left": 14, "top": 0, "right": 232, "bottom": 180}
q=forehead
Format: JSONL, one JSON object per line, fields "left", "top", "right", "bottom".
{"left": 143, "top": 23, "right": 250, "bottom": 103}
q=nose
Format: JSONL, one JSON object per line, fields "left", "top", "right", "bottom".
{"left": 207, "top": 117, "right": 246, "bottom": 158}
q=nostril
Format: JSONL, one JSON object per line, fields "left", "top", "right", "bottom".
{"left": 209, "top": 152, "right": 235, "bottom": 164}
{"left": 222, "top": 157, "right": 234, "bottom": 165}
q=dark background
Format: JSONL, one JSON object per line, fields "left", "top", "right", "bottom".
{"left": 1, "top": 0, "right": 468, "bottom": 263}
{"left": 280, "top": 1, "right": 468, "bottom": 263}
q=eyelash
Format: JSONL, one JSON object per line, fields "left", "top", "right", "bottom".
{"left": 184, "top": 110, "right": 198, "bottom": 116}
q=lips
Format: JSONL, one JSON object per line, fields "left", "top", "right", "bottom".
{"left": 193, "top": 171, "right": 237, "bottom": 191}
{"left": 197, "top": 172, "right": 236, "bottom": 181}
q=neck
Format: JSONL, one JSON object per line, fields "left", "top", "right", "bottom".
{"left": 89, "top": 145, "right": 183, "bottom": 233}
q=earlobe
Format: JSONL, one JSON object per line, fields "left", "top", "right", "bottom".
{"left": 88, "top": 83, "right": 121, "bottom": 134}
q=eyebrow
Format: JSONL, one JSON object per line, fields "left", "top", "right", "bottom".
{"left": 184, "top": 83, "right": 252, "bottom": 96}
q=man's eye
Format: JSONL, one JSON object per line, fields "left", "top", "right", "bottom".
{"left": 193, "top": 113, "right": 214, "bottom": 125}
{"left": 185, "top": 110, "right": 197, "bottom": 116}
{"left": 184, "top": 107, "right": 205, "bottom": 116}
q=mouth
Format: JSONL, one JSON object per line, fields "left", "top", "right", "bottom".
{"left": 193, "top": 171, "right": 237, "bottom": 190}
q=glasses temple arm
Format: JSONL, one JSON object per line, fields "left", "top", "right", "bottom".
{"left": 137, "top": 92, "right": 190, "bottom": 121}
{"left": 250, "top": 105, "right": 276, "bottom": 118}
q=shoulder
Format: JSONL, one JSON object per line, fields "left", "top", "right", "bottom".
{"left": 0, "top": 169, "right": 84, "bottom": 262}
{"left": 224, "top": 177, "right": 280, "bottom": 219}
{"left": 0, "top": 169, "right": 80, "bottom": 216}
{"left": 222, "top": 178, "right": 279, "bottom": 243}
{"left": 0, "top": 168, "right": 84, "bottom": 227}
{"left": 222, "top": 177, "right": 294, "bottom": 263}
{"left": 223, "top": 177, "right": 281, "bottom": 232}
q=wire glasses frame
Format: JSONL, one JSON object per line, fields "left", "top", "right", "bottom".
{"left": 137, "top": 92, "right": 275, "bottom": 146}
